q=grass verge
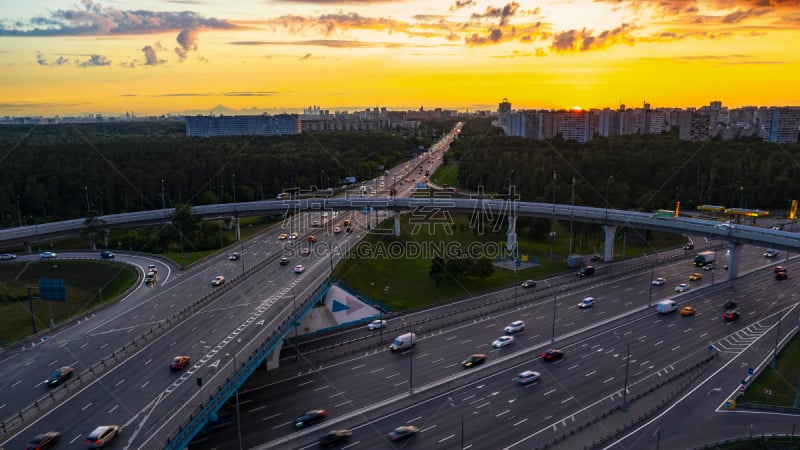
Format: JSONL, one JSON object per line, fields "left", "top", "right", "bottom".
{"left": 0, "top": 260, "right": 138, "bottom": 346}
{"left": 739, "top": 332, "right": 800, "bottom": 408}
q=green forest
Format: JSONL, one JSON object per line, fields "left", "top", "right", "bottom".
{"left": 0, "top": 120, "right": 457, "bottom": 227}
{"left": 448, "top": 118, "right": 800, "bottom": 214}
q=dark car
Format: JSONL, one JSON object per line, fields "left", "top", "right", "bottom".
{"left": 520, "top": 280, "right": 536, "bottom": 288}
{"left": 46, "top": 366, "right": 74, "bottom": 387}
{"left": 294, "top": 409, "right": 328, "bottom": 428}
{"left": 100, "top": 251, "right": 115, "bottom": 259}
{"left": 388, "top": 425, "right": 419, "bottom": 441}
{"left": 461, "top": 354, "right": 487, "bottom": 368}
{"left": 683, "top": 244, "right": 695, "bottom": 250}
{"left": 723, "top": 310, "right": 741, "bottom": 321}
{"left": 723, "top": 300, "right": 738, "bottom": 309}
{"left": 577, "top": 266, "right": 595, "bottom": 277}
{"left": 319, "top": 429, "right": 352, "bottom": 447}
{"left": 280, "top": 257, "right": 290, "bottom": 266}
{"left": 26, "top": 431, "right": 60, "bottom": 450}
{"left": 541, "top": 349, "right": 564, "bottom": 361}
{"left": 776, "top": 271, "right": 788, "bottom": 280}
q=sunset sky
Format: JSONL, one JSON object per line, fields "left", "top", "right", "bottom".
{"left": 1, "top": 0, "right": 799, "bottom": 116}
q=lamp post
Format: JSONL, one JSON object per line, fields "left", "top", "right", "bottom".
{"left": 739, "top": 186, "right": 744, "bottom": 209}
{"left": 161, "top": 178, "right": 166, "bottom": 210}
{"left": 647, "top": 259, "right": 655, "bottom": 307}
{"left": 226, "top": 342, "right": 243, "bottom": 450}
{"left": 16, "top": 195, "right": 22, "bottom": 227}
{"left": 621, "top": 342, "right": 631, "bottom": 411}
{"left": 605, "top": 175, "right": 614, "bottom": 219}
{"left": 568, "top": 176, "right": 575, "bottom": 257}
{"left": 232, "top": 173, "right": 237, "bottom": 204}
{"left": 98, "top": 191, "right": 104, "bottom": 216}
{"left": 84, "top": 186, "right": 90, "bottom": 215}
{"left": 550, "top": 170, "right": 556, "bottom": 261}
{"left": 293, "top": 288, "right": 300, "bottom": 362}
{"left": 771, "top": 312, "right": 781, "bottom": 368}
{"left": 551, "top": 292, "right": 558, "bottom": 343}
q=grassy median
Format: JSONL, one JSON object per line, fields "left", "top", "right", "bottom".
{"left": 739, "top": 333, "right": 800, "bottom": 408}
{"left": 0, "top": 260, "right": 137, "bottom": 346}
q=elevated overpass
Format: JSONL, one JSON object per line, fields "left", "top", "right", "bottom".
{"left": 2, "top": 197, "right": 798, "bottom": 257}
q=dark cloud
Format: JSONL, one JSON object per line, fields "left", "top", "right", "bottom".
{"left": 79, "top": 54, "right": 111, "bottom": 67}
{"left": 175, "top": 28, "right": 200, "bottom": 60}
{"left": 300, "top": 53, "right": 313, "bottom": 60}
{"left": 450, "top": 0, "right": 476, "bottom": 11}
{"left": 465, "top": 28, "right": 504, "bottom": 45}
{"left": 471, "top": 2, "right": 520, "bottom": 26}
{"left": 154, "top": 91, "right": 276, "bottom": 97}
{"left": 142, "top": 45, "right": 166, "bottom": 66}
{"left": 551, "top": 24, "right": 636, "bottom": 52}
{"left": 0, "top": 0, "right": 238, "bottom": 36}
{"left": 36, "top": 51, "right": 78, "bottom": 66}
{"left": 229, "top": 39, "right": 413, "bottom": 48}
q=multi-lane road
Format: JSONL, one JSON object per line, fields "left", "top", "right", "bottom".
{"left": 191, "top": 240, "right": 800, "bottom": 449}
{"left": 0, "top": 126, "right": 459, "bottom": 449}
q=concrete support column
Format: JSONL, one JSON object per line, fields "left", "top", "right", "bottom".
{"left": 234, "top": 215, "right": 241, "bottom": 242}
{"left": 393, "top": 210, "right": 401, "bottom": 237}
{"left": 266, "top": 341, "right": 284, "bottom": 370}
{"left": 24, "top": 240, "right": 32, "bottom": 253}
{"left": 726, "top": 241, "right": 741, "bottom": 280}
{"left": 603, "top": 225, "right": 617, "bottom": 263}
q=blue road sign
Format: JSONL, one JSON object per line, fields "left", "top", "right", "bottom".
{"left": 748, "top": 367, "right": 754, "bottom": 376}
{"left": 741, "top": 379, "right": 747, "bottom": 386}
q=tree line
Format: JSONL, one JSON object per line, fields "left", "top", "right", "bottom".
{"left": 448, "top": 118, "right": 800, "bottom": 214}
{"left": 0, "top": 120, "right": 458, "bottom": 227}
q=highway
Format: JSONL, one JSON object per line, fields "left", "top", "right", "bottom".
{"left": 0, "top": 125, "right": 459, "bottom": 449}
{"left": 191, "top": 242, "right": 799, "bottom": 449}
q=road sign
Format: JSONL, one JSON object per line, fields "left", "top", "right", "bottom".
{"left": 748, "top": 367, "right": 755, "bottom": 376}
{"left": 741, "top": 379, "right": 747, "bottom": 386}
{"left": 38, "top": 278, "right": 66, "bottom": 301}
{"left": 724, "top": 399, "right": 736, "bottom": 410}
{"left": 739, "top": 385, "right": 745, "bottom": 395}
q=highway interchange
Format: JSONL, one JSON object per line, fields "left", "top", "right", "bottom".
{"left": 2, "top": 123, "right": 799, "bottom": 449}
{"left": 191, "top": 240, "right": 800, "bottom": 450}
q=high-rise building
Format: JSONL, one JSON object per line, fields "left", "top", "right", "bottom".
{"left": 185, "top": 114, "right": 301, "bottom": 137}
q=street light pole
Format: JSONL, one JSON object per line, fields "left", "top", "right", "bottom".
{"left": 772, "top": 312, "right": 782, "bottom": 368}
{"left": 648, "top": 260, "right": 655, "bottom": 307}
{"left": 605, "top": 175, "right": 614, "bottom": 220}
{"left": 550, "top": 170, "right": 556, "bottom": 261}
{"left": 622, "top": 342, "right": 631, "bottom": 411}
{"left": 84, "top": 186, "right": 90, "bottom": 215}
{"left": 568, "top": 176, "right": 575, "bottom": 257}
{"left": 740, "top": 186, "right": 744, "bottom": 209}
{"left": 551, "top": 292, "right": 558, "bottom": 343}
{"left": 161, "top": 178, "right": 166, "bottom": 210}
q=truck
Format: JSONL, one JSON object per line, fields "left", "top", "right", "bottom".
{"left": 389, "top": 333, "right": 417, "bottom": 351}
{"left": 656, "top": 300, "right": 678, "bottom": 314}
{"left": 694, "top": 251, "right": 715, "bottom": 267}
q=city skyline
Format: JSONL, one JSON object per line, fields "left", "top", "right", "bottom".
{"left": 2, "top": 0, "right": 799, "bottom": 116}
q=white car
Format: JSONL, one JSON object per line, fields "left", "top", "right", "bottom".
{"left": 289, "top": 232, "right": 298, "bottom": 240}
{"left": 504, "top": 320, "right": 524, "bottom": 334}
{"left": 294, "top": 264, "right": 305, "bottom": 273}
{"left": 0, "top": 253, "right": 16, "bottom": 260}
{"left": 367, "top": 320, "right": 386, "bottom": 330}
{"left": 516, "top": 370, "right": 540, "bottom": 384}
{"left": 211, "top": 276, "right": 225, "bottom": 286}
{"left": 333, "top": 227, "right": 342, "bottom": 234}
{"left": 492, "top": 335, "right": 514, "bottom": 348}
{"left": 578, "top": 297, "right": 595, "bottom": 309}
{"left": 675, "top": 283, "right": 690, "bottom": 292}
{"left": 39, "top": 251, "right": 57, "bottom": 259}
{"left": 651, "top": 277, "right": 666, "bottom": 286}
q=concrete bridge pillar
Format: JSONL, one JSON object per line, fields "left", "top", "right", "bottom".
{"left": 24, "top": 240, "right": 31, "bottom": 253}
{"left": 393, "top": 210, "right": 401, "bottom": 237}
{"left": 602, "top": 225, "right": 617, "bottom": 262}
{"left": 234, "top": 215, "right": 241, "bottom": 242}
{"left": 726, "top": 242, "right": 741, "bottom": 280}
{"left": 266, "top": 341, "right": 283, "bottom": 370}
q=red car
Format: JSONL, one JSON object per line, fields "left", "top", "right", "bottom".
{"left": 169, "top": 355, "right": 190, "bottom": 370}
{"left": 776, "top": 271, "right": 788, "bottom": 280}
{"left": 774, "top": 266, "right": 786, "bottom": 273}
{"left": 541, "top": 349, "right": 564, "bottom": 361}
{"left": 723, "top": 311, "right": 741, "bottom": 321}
